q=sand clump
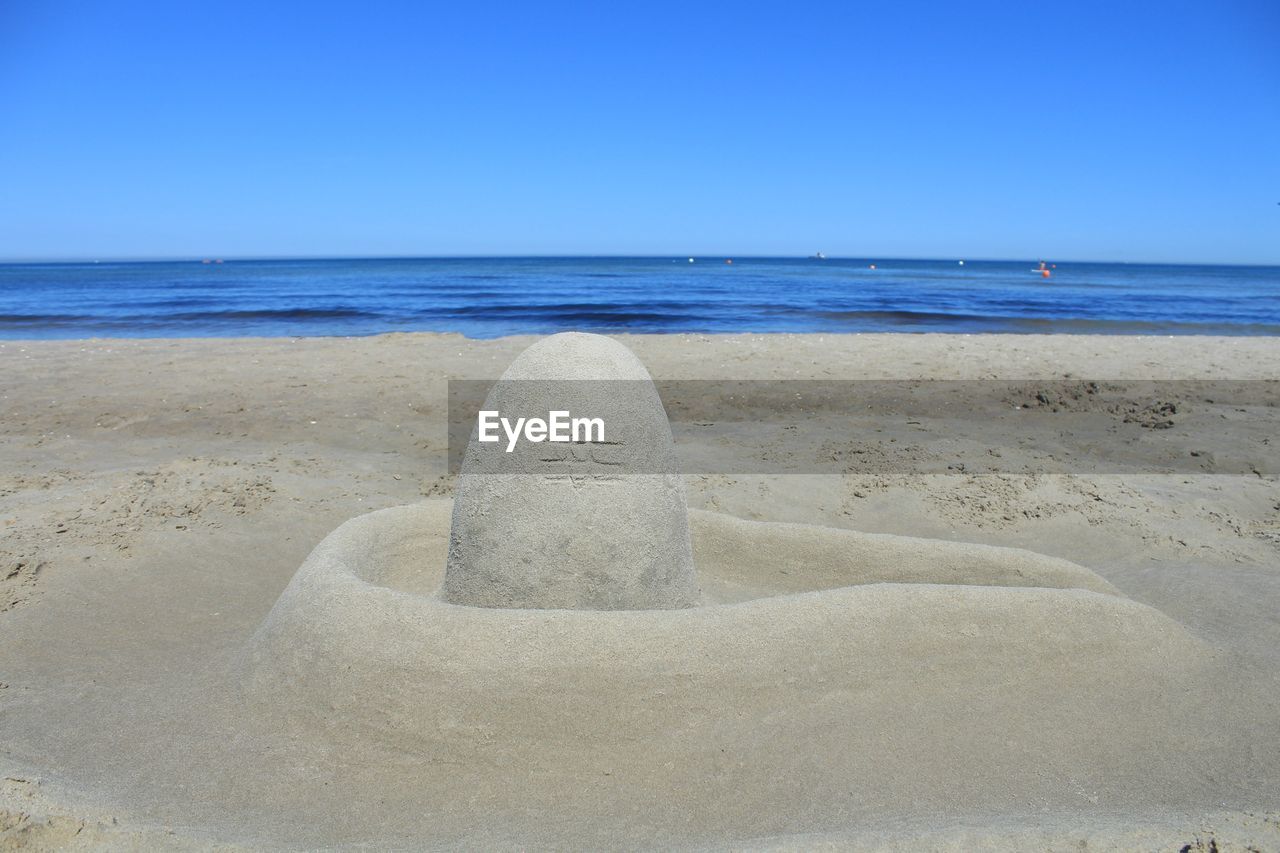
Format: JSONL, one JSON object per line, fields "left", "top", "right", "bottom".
{"left": 443, "top": 332, "right": 698, "bottom": 610}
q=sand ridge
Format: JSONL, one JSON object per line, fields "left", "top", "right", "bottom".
{"left": 236, "top": 498, "right": 1228, "bottom": 847}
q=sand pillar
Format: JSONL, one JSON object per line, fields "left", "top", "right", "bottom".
{"left": 443, "top": 333, "right": 698, "bottom": 610}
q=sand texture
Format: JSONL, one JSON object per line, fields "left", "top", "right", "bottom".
{"left": 445, "top": 333, "right": 697, "bottom": 610}
{"left": 2, "top": 332, "right": 1279, "bottom": 850}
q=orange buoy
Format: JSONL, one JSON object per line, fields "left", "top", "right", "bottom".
{"left": 1041, "top": 269, "right": 1051, "bottom": 278}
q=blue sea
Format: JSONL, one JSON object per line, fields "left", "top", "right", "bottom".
{"left": 1, "top": 257, "right": 1278, "bottom": 339}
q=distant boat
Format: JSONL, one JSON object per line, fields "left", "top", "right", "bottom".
{"left": 811, "top": 252, "right": 826, "bottom": 260}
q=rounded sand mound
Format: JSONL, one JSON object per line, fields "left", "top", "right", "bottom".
{"left": 246, "top": 500, "right": 1206, "bottom": 763}
{"left": 445, "top": 332, "right": 698, "bottom": 610}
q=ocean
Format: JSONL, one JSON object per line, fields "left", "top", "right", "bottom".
{"left": 1, "top": 257, "right": 1278, "bottom": 339}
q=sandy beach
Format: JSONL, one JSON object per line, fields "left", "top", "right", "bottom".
{"left": 2, "top": 332, "right": 1279, "bottom": 850}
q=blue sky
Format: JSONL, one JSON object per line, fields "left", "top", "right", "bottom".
{"left": 1, "top": 1, "right": 1277, "bottom": 263}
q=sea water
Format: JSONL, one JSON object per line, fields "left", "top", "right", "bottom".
{"left": 1, "top": 256, "right": 1278, "bottom": 339}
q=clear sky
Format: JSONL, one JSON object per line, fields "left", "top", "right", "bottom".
{"left": 1, "top": 1, "right": 1277, "bottom": 263}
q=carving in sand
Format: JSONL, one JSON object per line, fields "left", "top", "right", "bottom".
{"left": 242, "top": 333, "right": 1219, "bottom": 842}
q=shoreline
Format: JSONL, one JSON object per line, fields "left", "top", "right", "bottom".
{"left": 5, "top": 330, "right": 1280, "bottom": 378}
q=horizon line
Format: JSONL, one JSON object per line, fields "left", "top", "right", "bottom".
{"left": 2, "top": 253, "right": 1279, "bottom": 269}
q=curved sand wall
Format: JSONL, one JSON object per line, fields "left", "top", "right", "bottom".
{"left": 245, "top": 501, "right": 1208, "bottom": 761}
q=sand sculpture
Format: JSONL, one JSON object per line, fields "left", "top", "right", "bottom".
{"left": 240, "top": 332, "right": 1217, "bottom": 846}
{"left": 248, "top": 335, "right": 1182, "bottom": 681}
{"left": 443, "top": 332, "right": 699, "bottom": 610}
